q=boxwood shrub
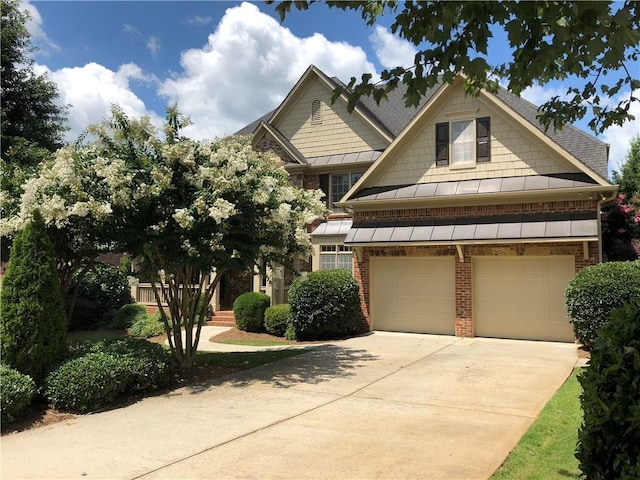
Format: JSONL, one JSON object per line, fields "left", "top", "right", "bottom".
{"left": 111, "top": 303, "right": 148, "bottom": 330}
{"left": 565, "top": 261, "right": 640, "bottom": 348}
{"left": 288, "top": 269, "right": 361, "bottom": 341}
{"left": 0, "top": 364, "right": 36, "bottom": 424}
{"left": 576, "top": 303, "right": 640, "bottom": 479}
{"left": 45, "top": 338, "right": 173, "bottom": 413}
{"left": 264, "top": 304, "right": 291, "bottom": 337}
{"left": 233, "top": 292, "right": 270, "bottom": 332}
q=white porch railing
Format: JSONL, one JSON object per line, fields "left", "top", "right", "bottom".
{"left": 133, "top": 283, "right": 203, "bottom": 305}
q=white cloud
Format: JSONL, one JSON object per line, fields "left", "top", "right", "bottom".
{"left": 369, "top": 26, "right": 416, "bottom": 70}
{"left": 38, "top": 62, "right": 163, "bottom": 141}
{"left": 602, "top": 98, "right": 640, "bottom": 177}
{"left": 147, "top": 36, "right": 161, "bottom": 58}
{"left": 184, "top": 15, "right": 212, "bottom": 26}
{"left": 159, "top": 2, "right": 377, "bottom": 140}
{"left": 19, "top": 0, "right": 59, "bottom": 55}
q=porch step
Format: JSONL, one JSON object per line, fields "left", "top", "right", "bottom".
{"left": 211, "top": 310, "right": 236, "bottom": 328}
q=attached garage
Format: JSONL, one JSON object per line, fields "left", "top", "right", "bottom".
{"left": 472, "top": 256, "right": 575, "bottom": 342}
{"left": 370, "top": 256, "right": 455, "bottom": 334}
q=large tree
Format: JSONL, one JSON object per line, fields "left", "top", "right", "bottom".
{"left": 274, "top": 1, "right": 640, "bottom": 134}
{"left": 612, "top": 135, "right": 640, "bottom": 198}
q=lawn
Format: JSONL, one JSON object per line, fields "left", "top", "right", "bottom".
{"left": 491, "top": 368, "right": 583, "bottom": 480}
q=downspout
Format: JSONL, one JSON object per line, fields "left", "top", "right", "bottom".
{"left": 597, "top": 189, "right": 618, "bottom": 263}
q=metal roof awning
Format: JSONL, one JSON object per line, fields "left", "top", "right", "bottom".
{"left": 311, "top": 219, "right": 353, "bottom": 237}
{"left": 344, "top": 211, "right": 598, "bottom": 245}
{"left": 306, "top": 150, "right": 382, "bottom": 167}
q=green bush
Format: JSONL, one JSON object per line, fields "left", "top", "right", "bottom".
{"left": 288, "top": 269, "right": 361, "bottom": 341}
{"left": 233, "top": 292, "right": 270, "bottom": 332}
{"left": 0, "top": 211, "right": 68, "bottom": 380}
{"left": 127, "top": 313, "right": 166, "bottom": 338}
{"left": 0, "top": 364, "right": 36, "bottom": 424}
{"left": 264, "top": 304, "right": 292, "bottom": 337}
{"left": 565, "top": 261, "right": 640, "bottom": 348}
{"left": 576, "top": 303, "right": 640, "bottom": 479}
{"left": 111, "top": 303, "right": 148, "bottom": 330}
{"left": 45, "top": 338, "right": 173, "bottom": 413}
{"left": 68, "top": 262, "right": 133, "bottom": 330}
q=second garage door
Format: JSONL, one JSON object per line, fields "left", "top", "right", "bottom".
{"left": 473, "top": 256, "right": 575, "bottom": 342}
{"left": 370, "top": 256, "right": 455, "bottom": 334}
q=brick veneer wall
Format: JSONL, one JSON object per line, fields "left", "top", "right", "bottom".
{"left": 354, "top": 200, "right": 600, "bottom": 337}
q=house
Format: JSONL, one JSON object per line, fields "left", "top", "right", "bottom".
{"left": 233, "top": 65, "right": 617, "bottom": 343}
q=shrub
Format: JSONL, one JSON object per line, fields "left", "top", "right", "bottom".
{"left": 112, "top": 303, "right": 148, "bottom": 330}
{"left": 288, "top": 269, "right": 361, "bottom": 341}
{"left": 565, "top": 261, "right": 640, "bottom": 348}
{"left": 45, "top": 338, "right": 172, "bottom": 413}
{"left": 67, "top": 262, "right": 133, "bottom": 330}
{"left": 233, "top": 292, "right": 270, "bottom": 332}
{"left": 264, "top": 304, "right": 292, "bottom": 337}
{"left": 127, "top": 313, "right": 166, "bottom": 339}
{"left": 576, "top": 303, "right": 640, "bottom": 479}
{"left": 0, "top": 211, "right": 68, "bottom": 380}
{"left": 0, "top": 364, "right": 36, "bottom": 424}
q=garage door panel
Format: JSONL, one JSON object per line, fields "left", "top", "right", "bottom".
{"left": 371, "top": 257, "right": 455, "bottom": 335}
{"left": 473, "top": 256, "right": 575, "bottom": 342}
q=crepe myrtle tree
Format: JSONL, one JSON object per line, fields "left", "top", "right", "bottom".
{"left": 85, "top": 106, "right": 326, "bottom": 369}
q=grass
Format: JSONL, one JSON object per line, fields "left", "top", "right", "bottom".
{"left": 215, "top": 339, "right": 291, "bottom": 347}
{"left": 194, "top": 349, "right": 305, "bottom": 370}
{"left": 490, "top": 368, "right": 583, "bottom": 480}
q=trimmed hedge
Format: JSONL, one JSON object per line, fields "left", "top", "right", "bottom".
{"left": 45, "top": 338, "right": 173, "bottom": 413}
{"left": 288, "top": 269, "right": 361, "bottom": 341}
{"left": 112, "top": 303, "right": 148, "bottom": 330}
{"left": 577, "top": 303, "right": 640, "bottom": 479}
{"left": 264, "top": 304, "right": 291, "bottom": 337}
{"left": 0, "top": 364, "right": 36, "bottom": 424}
{"left": 565, "top": 261, "right": 640, "bottom": 348}
{"left": 233, "top": 292, "right": 270, "bottom": 333}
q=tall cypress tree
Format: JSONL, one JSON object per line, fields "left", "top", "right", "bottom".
{"left": 0, "top": 211, "right": 67, "bottom": 379}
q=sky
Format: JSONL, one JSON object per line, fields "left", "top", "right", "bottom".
{"left": 23, "top": 0, "right": 639, "bottom": 176}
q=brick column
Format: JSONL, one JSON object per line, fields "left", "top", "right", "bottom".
{"left": 455, "top": 249, "right": 473, "bottom": 337}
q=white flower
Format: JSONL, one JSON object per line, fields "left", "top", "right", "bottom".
{"left": 127, "top": 276, "right": 140, "bottom": 287}
{"left": 172, "top": 208, "right": 195, "bottom": 229}
{"left": 208, "top": 198, "right": 236, "bottom": 223}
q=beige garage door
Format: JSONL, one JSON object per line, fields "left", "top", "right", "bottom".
{"left": 473, "top": 256, "right": 575, "bottom": 342}
{"left": 370, "top": 256, "right": 455, "bottom": 334}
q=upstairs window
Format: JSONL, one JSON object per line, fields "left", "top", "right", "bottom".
{"left": 436, "top": 117, "right": 490, "bottom": 167}
{"left": 311, "top": 100, "right": 322, "bottom": 124}
{"left": 319, "top": 172, "right": 364, "bottom": 210}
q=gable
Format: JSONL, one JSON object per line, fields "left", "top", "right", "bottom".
{"left": 273, "top": 76, "right": 389, "bottom": 158}
{"left": 369, "top": 82, "right": 582, "bottom": 188}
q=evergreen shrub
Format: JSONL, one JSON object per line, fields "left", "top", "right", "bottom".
{"left": 264, "top": 304, "right": 291, "bottom": 337}
{"left": 0, "top": 364, "right": 36, "bottom": 424}
{"left": 233, "top": 292, "right": 270, "bottom": 332}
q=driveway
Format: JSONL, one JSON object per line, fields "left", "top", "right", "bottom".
{"left": 1, "top": 333, "right": 579, "bottom": 480}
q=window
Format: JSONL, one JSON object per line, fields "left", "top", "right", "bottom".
{"left": 311, "top": 100, "right": 321, "bottom": 124}
{"left": 319, "top": 172, "right": 364, "bottom": 210}
{"left": 319, "top": 245, "right": 353, "bottom": 271}
{"left": 435, "top": 117, "right": 490, "bottom": 166}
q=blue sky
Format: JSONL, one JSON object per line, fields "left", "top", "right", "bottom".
{"left": 24, "top": 1, "right": 639, "bottom": 175}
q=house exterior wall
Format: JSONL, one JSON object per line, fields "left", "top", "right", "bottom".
{"left": 371, "top": 84, "right": 581, "bottom": 187}
{"left": 274, "top": 78, "right": 388, "bottom": 158}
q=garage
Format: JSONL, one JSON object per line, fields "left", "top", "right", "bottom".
{"left": 370, "top": 256, "right": 455, "bottom": 334}
{"left": 472, "top": 256, "right": 575, "bottom": 342}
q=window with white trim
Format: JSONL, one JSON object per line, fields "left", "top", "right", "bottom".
{"left": 319, "top": 172, "right": 364, "bottom": 210}
{"left": 436, "top": 117, "right": 490, "bottom": 166}
{"left": 319, "top": 245, "right": 353, "bottom": 271}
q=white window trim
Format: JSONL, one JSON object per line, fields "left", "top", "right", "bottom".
{"left": 329, "top": 172, "right": 364, "bottom": 210}
{"left": 450, "top": 118, "right": 476, "bottom": 169}
{"left": 319, "top": 244, "right": 354, "bottom": 272}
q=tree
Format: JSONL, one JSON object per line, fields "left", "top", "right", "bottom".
{"left": 68, "top": 106, "right": 326, "bottom": 369}
{"left": 273, "top": 1, "right": 640, "bottom": 134}
{"left": 612, "top": 135, "right": 640, "bottom": 198}
{"left": 0, "top": 211, "right": 68, "bottom": 380}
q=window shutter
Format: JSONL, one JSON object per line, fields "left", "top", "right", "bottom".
{"left": 319, "top": 174, "right": 329, "bottom": 207}
{"left": 435, "top": 122, "right": 449, "bottom": 166}
{"left": 476, "top": 117, "right": 490, "bottom": 163}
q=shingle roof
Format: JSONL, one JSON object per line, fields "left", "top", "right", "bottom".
{"left": 235, "top": 70, "right": 609, "bottom": 178}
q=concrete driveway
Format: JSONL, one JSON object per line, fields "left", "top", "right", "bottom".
{"left": 1, "top": 332, "right": 579, "bottom": 480}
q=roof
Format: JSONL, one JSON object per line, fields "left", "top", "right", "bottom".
{"left": 235, "top": 67, "right": 609, "bottom": 178}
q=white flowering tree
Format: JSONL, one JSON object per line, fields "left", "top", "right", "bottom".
{"left": 83, "top": 106, "right": 326, "bottom": 369}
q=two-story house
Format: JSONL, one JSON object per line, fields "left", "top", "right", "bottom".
{"left": 236, "top": 64, "right": 616, "bottom": 343}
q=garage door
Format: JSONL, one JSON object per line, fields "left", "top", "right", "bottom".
{"left": 473, "top": 256, "right": 575, "bottom": 342}
{"left": 370, "top": 257, "right": 455, "bottom": 334}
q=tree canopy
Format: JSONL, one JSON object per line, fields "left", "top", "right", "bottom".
{"left": 612, "top": 135, "right": 640, "bottom": 198}
{"left": 274, "top": 0, "right": 640, "bottom": 134}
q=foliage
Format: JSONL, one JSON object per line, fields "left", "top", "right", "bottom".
{"left": 288, "top": 269, "right": 361, "bottom": 341}
{"left": 0, "top": 211, "right": 68, "bottom": 380}
{"left": 576, "top": 303, "right": 640, "bottom": 479}
{"left": 602, "top": 194, "right": 640, "bottom": 261}
{"left": 233, "top": 292, "right": 271, "bottom": 333}
{"left": 612, "top": 135, "right": 640, "bottom": 198}
{"left": 565, "top": 261, "right": 640, "bottom": 349}
{"left": 46, "top": 338, "right": 172, "bottom": 413}
{"left": 112, "top": 303, "right": 148, "bottom": 330}
{"left": 127, "top": 313, "right": 165, "bottom": 339}
{"left": 274, "top": 1, "right": 640, "bottom": 134}
{"left": 264, "top": 304, "right": 292, "bottom": 337}
{"left": 67, "top": 262, "right": 133, "bottom": 330}
{"left": 0, "top": 364, "right": 36, "bottom": 424}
